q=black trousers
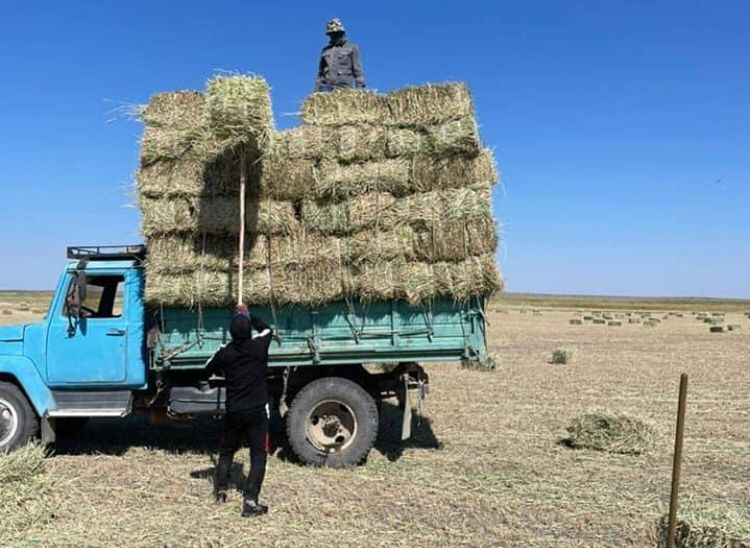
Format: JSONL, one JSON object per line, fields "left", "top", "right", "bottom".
{"left": 216, "top": 406, "right": 269, "bottom": 501}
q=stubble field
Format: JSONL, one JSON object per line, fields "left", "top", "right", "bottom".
{"left": 1, "top": 292, "right": 749, "bottom": 546}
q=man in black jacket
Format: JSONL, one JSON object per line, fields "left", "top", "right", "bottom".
{"left": 205, "top": 306, "right": 273, "bottom": 517}
{"left": 314, "top": 18, "right": 366, "bottom": 92}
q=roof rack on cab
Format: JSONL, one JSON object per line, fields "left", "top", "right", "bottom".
{"left": 67, "top": 245, "right": 146, "bottom": 264}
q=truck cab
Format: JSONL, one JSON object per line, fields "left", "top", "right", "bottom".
{"left": 0, "top": 245, "right": 490, "bottom": 466}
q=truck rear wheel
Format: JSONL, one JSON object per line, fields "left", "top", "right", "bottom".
{"left": 286, "top": 377, "right": 378, "bottom": 467}
{"left": 0, "top": 381, "right": 38, "bottom": 453}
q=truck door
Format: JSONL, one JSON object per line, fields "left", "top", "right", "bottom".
{"left": 46, "top": 274, "right": 128, "bottom": 385}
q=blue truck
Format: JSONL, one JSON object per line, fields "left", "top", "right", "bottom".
{"left": 0, "top": 245, "right": 490, "bottom": 466}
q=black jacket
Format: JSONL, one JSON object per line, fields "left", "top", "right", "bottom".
{"left": 204, "top": 315, "right": 273, "bottom": 412}
{"left": 315, "top": 39, "right": 365, "bottom": 91}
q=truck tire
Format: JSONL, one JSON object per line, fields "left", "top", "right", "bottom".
{"left": 0, "top": 381, "right": 39, "bottom": 453}
{"left": 286, "top": 377, "right": 378, "bottom": 467}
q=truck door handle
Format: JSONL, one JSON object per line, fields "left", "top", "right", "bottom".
{"left": 106, "top": 329, "right": 126, "bottom": 336}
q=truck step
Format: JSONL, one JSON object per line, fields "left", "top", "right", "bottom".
{"left": 48, "top": 390, "right": 133, "bottom": 417}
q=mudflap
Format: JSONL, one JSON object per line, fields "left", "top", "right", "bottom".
{"left": 396, "top": 363, "right": 430, "bottom": 440}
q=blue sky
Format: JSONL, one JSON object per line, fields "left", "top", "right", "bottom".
{"left": 0, "top": 1, "right": 748, "bottom": 297}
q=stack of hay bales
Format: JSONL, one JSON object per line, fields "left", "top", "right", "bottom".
{"left": 137, "top": 77, "right": 502, "bottom": 308}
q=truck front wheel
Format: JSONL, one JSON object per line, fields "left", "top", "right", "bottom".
{"left": 286, "top": 377, "right": 379, "bottom": 467}
{"left": 0, "top": 381, "right": 39, "bottom": 453}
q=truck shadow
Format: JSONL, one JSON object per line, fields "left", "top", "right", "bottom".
{"left": 373, "top": 400, "right": 442, "bottom": 462}
{"left": 52, "top": 415, "right": 222, "bottom": 456}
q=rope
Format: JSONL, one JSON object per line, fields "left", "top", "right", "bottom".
{"left": 265, "top": 206, "right": 282, "bottom": 343}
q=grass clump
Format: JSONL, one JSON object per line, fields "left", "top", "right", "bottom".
{"left": 551, "top": 348, "right": 574, "bottom": 364}
{"left": 565, "top": 411, "right": 656, "bottom": 455}
{"left": 0, "top": 444, "right": 59, "bottom": 537}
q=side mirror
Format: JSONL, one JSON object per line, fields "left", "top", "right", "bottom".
{"left": 67, "top": 272, "right": 87, "bottom": 318}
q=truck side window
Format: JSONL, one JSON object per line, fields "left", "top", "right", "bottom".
{"left": 63, "top": 275, "right": 125, "bottom": 319}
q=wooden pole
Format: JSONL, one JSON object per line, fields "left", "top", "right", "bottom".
{"left": 237, "top": 143, "right": 246, "bottom": 306}
{"left": 667, "top": 373, "right": 689, "bottom": 548}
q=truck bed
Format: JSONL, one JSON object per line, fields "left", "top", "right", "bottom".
{"left": 152, "top": 298, "right": 488, "bottom": 370}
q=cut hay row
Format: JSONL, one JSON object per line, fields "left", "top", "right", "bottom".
{"left": 300, "top": 83, "right": 474, "bottom": 127}
{"left": 136, "top": 147, "right": 496, "bottom": 202}
{"left": 565, "top": 411, "right": 657, "bottom": 455}
{"left": 301, "top": 185, "right": 493, "bottom": 236}
{"left": 145, "top": 254, "right": 501, "bottom": 308}
{"left": 145, "top": 220, "right": 498, "bottom": 274}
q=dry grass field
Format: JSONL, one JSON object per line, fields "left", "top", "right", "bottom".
{"left": 1, "top": 292, "right": 749, "bottom": 546}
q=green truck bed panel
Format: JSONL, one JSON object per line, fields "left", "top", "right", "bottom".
{"left": 153, "top": 298, "right": 488, "bottom": 369}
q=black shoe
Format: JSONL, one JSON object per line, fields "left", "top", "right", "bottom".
{"left": 241, "top": 499, "right": 269, "bottom": 518}
{"left": 214, "top": 489, "right": 228, "bottom": 503}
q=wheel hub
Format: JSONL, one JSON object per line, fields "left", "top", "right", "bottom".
{"left": 306, "top": 400, "right": 358, "bottom": 453}
{"left": 0, "top": 399, "right": 19, "bottom": 446}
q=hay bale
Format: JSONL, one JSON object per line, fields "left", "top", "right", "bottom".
{"left": 592, "top": 319, "right": 606, "bottom": 325}
{"left": 644, "top": 320, "right": 658, "bottom": 327}
{"left": 608, "top": 321, "right": 622, "bottom": 327}
{"left": 386, "top": 117, "right": 480, "bottom": 158}
{"left": 386, "top": 83, "right": 474, "bottom": 126}
{"left": 565, "top": 411, "right": 656, "bottom": 455}
{"left": 139, "top": 91, "right": 217, "bottom": 165}
{"left": 709, "top": 326, "right": 724, "bottom": 333}
{"left": 551, "top": 348, "right": 574, "bottom": 364}
{"left": 1, "top": 310, "right": 11, "bottom": 315}
{"left": 312, "top": 150, "right": 497, "bottom": 202}
{"left": 569, "top": 319, "right": 583, "bottom": 325}
{"left": 652, "top": 505, "right": 750, "bottom": 547}
{"left": 628, "top": 318, "right": 641, "bottom": 324}
{"left": 301, "top": 89, "right": 391, "bottom": 126}
{"left": 302, "top": 186, "right": 493, "bottom": 236}
{"left": 300, "top": 83, "right": 474, "bottom": 127}
{"left": 206, "top": 75, "right": 274, "bottom": 153}
{"left": 145, "top": 254, "right": 501, "bottom": 307}
{"left": 140, "top": 196, "right": 298, "bottom": 237}
{"left": 727, "top": 324, "right": 741, "bottom": 331}
{"left": 314, "top": 159, "right": 411, "bottom": 201}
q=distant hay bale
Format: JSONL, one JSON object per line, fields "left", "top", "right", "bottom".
{"left": 582, "top": 315, "right": 594, "bottom": 321}
{"left": 727, "top": 324, "right": 741, "bottom": 331}
{"left": 628, "top": 318, "right": 641, "bottom": 324}
{"left": 551, "top": 348, "right": 574, "bottom": 364}
{"left": 1, "top": 310, "right": 11, "bottom": 315}
{"left": 592, "top": 319, "right": 606, "bottom": 325}
{"left": 644, "top": 320, "right": 658, "bottom": 328}
{"left": 565, "top": 411, "right": 656, "bottom": 455}
{"left": 608, "top": 321, "right": 622, "bottom": 327}
{"left": 569, "top": 319, "right": 583, "bottom": 325}
{"left": 206, "top": 75, "right": 274, "bottom": 153}
{"left": 140, "top": 196, "right": 298, "bottom": 237}
{"left": 652, "top": 505, "right": 750, "bottom": 548}
{"left": 709, "top": 326, "right": 724, "bottom": 333}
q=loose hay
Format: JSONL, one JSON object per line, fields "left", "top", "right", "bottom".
{"left": 652, "top": 505, "right": 750, "bottom": 547}
{"left": 565, "top": 411, "right": 656, "bottom": 455}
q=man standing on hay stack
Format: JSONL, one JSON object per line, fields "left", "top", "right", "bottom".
{"left": 314, "top": 18, "right": 366, "bottom": 92}
{"left": 204, "top": 305, "right": 274, "bottom": 518}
